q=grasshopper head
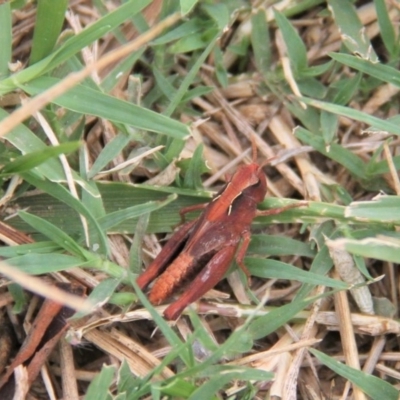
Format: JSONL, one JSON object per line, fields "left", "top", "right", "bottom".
{"left": 230, "top": 163, "right": 267, "bottom": 203}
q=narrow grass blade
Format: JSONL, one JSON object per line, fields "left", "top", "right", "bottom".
{"left": 328, "top": 0, "right": 378, "bottom": 62}
{"left": 20, "top": 174, "right": 109, "bottom": 255}
{"left": 274, "top": 9, "right": 307, "bottom": 73}
{"left": 30, "top": 0, "right": 68, "bottom": 64}
{"left": 18, "top": 211, "right": 91, "bottom": 259}
{"left": 299, "top": 97, "right": 400, "bottom": 135}
{"left": 7, "top": 253, "right": 86, "bottom": 274}
{"left": 249, "top": 234, "right": 315, "bottom": 257}
{"left": 97, "top": 194, "right": 177, "bottom": 231}
{"left": 374, "top": 0, "right": 398, "bottom": 57}
{"left": 1, "top": 141, "right": 81, "bottom": 175}
{"left": 84, "top": 364, "right": 116, "bottom": 400}
{"left": 21, "top": 77, "right": 190, "bottom": 139}
{"left": 247, "top": 258, "right": 347, "bottom": 289}
{"left": 330, "top": 236, "right": 400, "bottom": 264}
{"left": 330, "top": 53, "right": 400, "bottom": 87}
{"left": 180, "top": 0, "right": 198, "bottom": 16}
{"left": 295, "top": 127, "right": 367, "bottom": 179}
{"left": 310, "top": 349, "right": 398, "bottom": 400}
{"left": 0, "top": 0, "right": 152, "bottom": 94}
{"left": 251, "top": 10, "right": 271, "bottom": 75}
{"left": 87, "top": 134, "right": 131, "bottom": 179}
{"left": 0, "top": 2, "right": 11, "bottom": 78}
{"left": 346, "top": 195, "right": 400, "bottom": 224}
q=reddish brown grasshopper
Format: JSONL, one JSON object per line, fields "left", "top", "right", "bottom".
{"left": 137, "top": 150, "right": 305, "bottom": 320}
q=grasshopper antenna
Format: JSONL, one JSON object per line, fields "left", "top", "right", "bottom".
{"left": 251, "top": 133, "right": 258, "bottom": 163}
{"left": 250, "top": 133, "right": 276, "bottom": 170}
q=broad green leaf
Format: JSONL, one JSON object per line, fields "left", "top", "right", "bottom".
{"left": 161, "top": 379, "right": 199, "bottom": 398}
{"left": 75, "top": 278, "right": 122, "bottom": 318}
{"left": 10, "top": 182, "right": 209, "bottom": 235}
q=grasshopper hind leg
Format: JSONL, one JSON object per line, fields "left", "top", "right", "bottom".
{"left": 163, "top": 245, "right": 237, "bottom": 320}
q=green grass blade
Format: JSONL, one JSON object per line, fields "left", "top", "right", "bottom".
{"left": 310, "top": 349, "right": 399, "bottom": 400}
{"left": 21, "top": 173, "right": 109, "bottom": 255}
{"left": 249, "top": 234, "right": 315, "bottom": 257}
{"left": 346, "top": 195, "right": 400, "bottom": 224}
{"left": 328, "top": 0, "right": 378, "bottom": 62}
{"left": 247, "top": 258, "right": 347, "bottom": 289}
{"left": 84, "top": 365, "right": 115, "bottom": 400}
{"left": 163, "top": 32, "right": 219, "bottom": 117}
{"left": 132, "top": 279, "right": 192, "bottom": 366}
{"left": 1, "top": 141, "right": 81, "bottom": 175}
{"left": 21, "top": 77, "right": 190, "bottom": 139}
{"left": 0, "top": 2, "right": 12, "bottom": 78}
{"left": 97, "top": 194, "right": 177, "bottom": 232}
{"left": 7, "top": 253, "right": 86, "bottom": 274}
{"left": 299, "top": 97, "right": 400, "bottom": 135}
{"left": 248, "top": 298, "right": 313, "bottom": 340}
{"left": 251, "top": 10, "right": 271, "bottom": 76}
{"left": 374, "top": 0, "right": 398, "bottom": 58}
{"left": 189, "top": 367, "right": 272, "bottom": 400}
{"left": 274, "top": 9, "right": 308, "bottom": 73}
{"left": 30, "top": 0, "right": 68, "bottom": 64}
{"left": 330, "top": 52, "right": 400, "bottom": 87}
{"left": 18, "top": 211, "right": 91, "bottom": 259}
{"left": 331, "top": 236, "right": 400, "bottom": 264}
{"left": 180, "top": 0, "right": 198, "bottom": 16}
{"left": 0, "top": 242, "right": 61, "bottom": 258}
{"left": 295, "top": 127, "right": 367, "bottom": 179}
{"left": 87, "top": 134, "right": 131, "bottom": 179}
{"left": 0, "top": 0, "right": 152, "bottom": 94}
